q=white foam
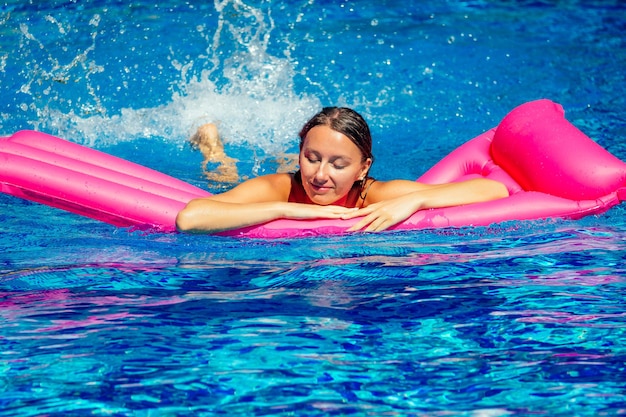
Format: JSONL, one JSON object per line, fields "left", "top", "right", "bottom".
{"left": 18, "top": 0, "right": 321, "bottom": 154}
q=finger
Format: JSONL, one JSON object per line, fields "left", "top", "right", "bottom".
{"left": 346, "top": 214, "right": 374, "bottom": 232}
{"left": 340, "top": 209, "right": 367, "bottom": 220}
{"left": 330, "top": 205, "right": 358, "bottom": 213}
{"left": 318, "top": 206, "right": 353, "bottom": 215}
{"left": 362, "top": 217, "right": 386, "bottom": 232}
{"left": 363, "top": 215, "right": 395, "bottom": 232}
{"left": 346, "top": 221, "right": 364, "bottom": 232}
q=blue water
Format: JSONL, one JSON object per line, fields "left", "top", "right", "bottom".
{"left": 1, "top": 1, "right": 626, "bottom": 416}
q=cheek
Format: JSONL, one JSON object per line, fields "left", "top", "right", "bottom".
{"left": 333, "top": 170, "right": 360, "bottom": 190}
{"left": 299, "top": 160, "right": 315, "bottom": 178}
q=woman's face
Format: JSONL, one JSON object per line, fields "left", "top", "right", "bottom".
{"left": 299, "top": 125, "right": 372, "bottom": 206}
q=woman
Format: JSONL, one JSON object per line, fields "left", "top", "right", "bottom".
{"left": 176, "top": 107, "right": 509, "bottom": 233}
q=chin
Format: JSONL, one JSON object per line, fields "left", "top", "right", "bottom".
{"left": 310, "top": 193, "right": 346, "bottom": 206}
{"left": 310, "top": 196, "right": 335, "bottom": 206}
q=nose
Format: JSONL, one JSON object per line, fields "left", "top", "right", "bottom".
{"left": 314, "top": 162, "right": 330, "bottom": 182}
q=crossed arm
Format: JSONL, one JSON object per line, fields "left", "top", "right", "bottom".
{"left": 344, "top": 178, "right": 509, "bottom": 232}
{"left": 176, "top": 173, "right": 357, "bottom": 233}
{"left": 175, "top": 175, "right": 509, "bottom": 234}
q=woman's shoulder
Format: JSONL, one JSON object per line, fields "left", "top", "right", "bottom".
{"left": 213, "top": 173, "right": 293, "bottom": 203}
{"left": 364, "top": 179, "right": 432, "bottom": 203}
{"left": 237, "top": 172, "right": 292, "bottom": 185}
{"left": 261, "top": 172, "right": 294, "bottom": 189}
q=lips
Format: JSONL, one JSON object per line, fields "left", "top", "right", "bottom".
{"left": 310, "top": 182, "right": 333, "bottom": 193}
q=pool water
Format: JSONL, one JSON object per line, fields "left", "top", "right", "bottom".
{"left": 1, "top": 1, "right": 625, "bottom": 416}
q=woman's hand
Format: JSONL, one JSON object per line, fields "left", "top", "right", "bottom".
{"left": 342, "top": 194, "right": 422, "bottom": 232}
{"left": 283, "top": 203, "right": 359, "bottom": 220}
{"left": 340, "top": 178, "right": 509, "bottom": 233}
{"left": 176, "top": 199, "right": 359, "bottom": 233}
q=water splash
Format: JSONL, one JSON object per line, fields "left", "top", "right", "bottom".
{"left": 11, "top": 12, "right": 105, "bottom": 132}
{"left": 8, "top": 0, "right": 320, "bottom": 154}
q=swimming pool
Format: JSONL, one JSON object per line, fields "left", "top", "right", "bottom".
{"left": 1, "top": 1, "right": 625, "bottom": 415}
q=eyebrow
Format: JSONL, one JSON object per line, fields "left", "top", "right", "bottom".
{"left": 304, "top": 149, "right": 354, "bottom": 163}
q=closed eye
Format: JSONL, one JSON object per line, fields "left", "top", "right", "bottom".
{"left": 304, "top": 151, "right": 350, "bottom": 169}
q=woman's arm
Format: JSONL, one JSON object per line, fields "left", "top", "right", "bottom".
{"left": 344, "top": 178, "right": 509, "bottom": 232}
{"left": 175, "top": 174, "right": 356, "bottom": 233}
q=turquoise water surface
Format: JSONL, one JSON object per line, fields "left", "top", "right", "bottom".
{"left": 1, "top": 1, "right": 625, "bottom": 416}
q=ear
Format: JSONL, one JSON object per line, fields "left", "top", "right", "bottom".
{"left": 359, "top": 158, "right": 373, "bottom": 179}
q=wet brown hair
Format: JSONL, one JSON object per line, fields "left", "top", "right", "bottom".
{"left": 298, "top": 107, "right": 374, "bottom": 164}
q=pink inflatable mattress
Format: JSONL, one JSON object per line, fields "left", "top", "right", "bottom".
{"left": 2, "top": 99, "right": 625, "bottom": 238}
